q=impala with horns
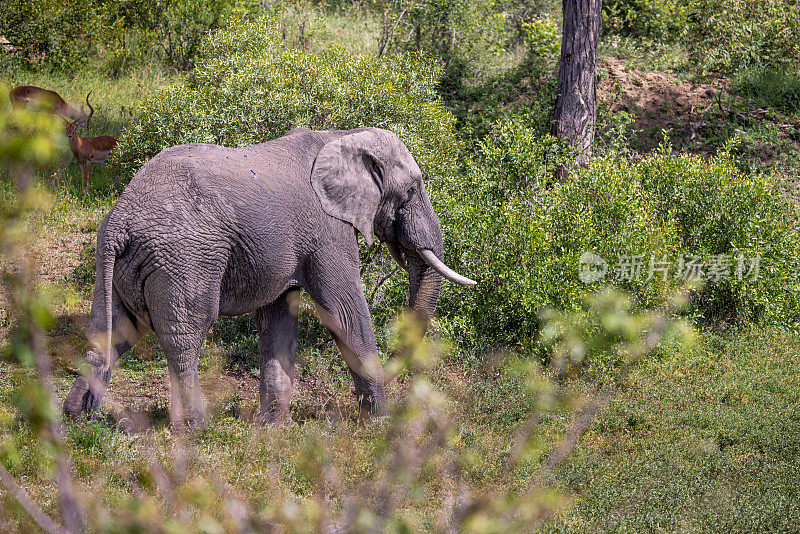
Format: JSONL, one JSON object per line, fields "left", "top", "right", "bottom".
{"left": 9, "top": 85, "right": 92, "bottom": 127}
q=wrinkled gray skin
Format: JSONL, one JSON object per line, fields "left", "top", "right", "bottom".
{"left": 63, "top": 127, "right": 467, "bottom": 426}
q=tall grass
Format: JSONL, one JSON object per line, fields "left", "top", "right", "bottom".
{"left": 733, "top": 67, "right": 800, "bottom": 113}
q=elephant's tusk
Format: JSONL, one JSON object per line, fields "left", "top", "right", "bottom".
{"left": 418, "top": 249, "right": 476, "bottom": 286}
{"left": 386, "top": 241, "right": 408, "bottom": 270}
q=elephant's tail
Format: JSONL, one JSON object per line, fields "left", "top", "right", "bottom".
{"left": 97, "top": 228, "right": 127, "bottom": 367}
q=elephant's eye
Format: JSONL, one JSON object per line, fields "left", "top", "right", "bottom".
{"left": 405, "top": 185, "right": 418, "bottom": 202}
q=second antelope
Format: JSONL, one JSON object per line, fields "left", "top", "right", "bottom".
{"left": 10, "top": 85, "right": 92, "bottom": 127}
{"left": 66, "top": 96, "right": 117, "bottom": 190}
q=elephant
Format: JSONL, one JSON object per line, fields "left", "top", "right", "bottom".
{"left": 63, "top": 127, "right": 475, "bottom": 426}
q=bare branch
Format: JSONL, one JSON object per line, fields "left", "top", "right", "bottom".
{"left": 378, "top": 1, "right": 420, "bottom": 58}
{"left": 368, "top": 267, "right": 401, "bottom": 306}
{"left": 538, "top": 389, "right": 612, "bottom": 476}
{"left": 0, "top": 464, "right": 72, "bottom": 534}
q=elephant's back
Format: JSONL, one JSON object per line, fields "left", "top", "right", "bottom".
{"left": 106, "top": 134, "right": 333, "bottom": 317}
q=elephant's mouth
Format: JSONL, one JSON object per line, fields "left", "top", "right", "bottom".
{"left": 386, "top": 241, "right": 408, "bottom": 270}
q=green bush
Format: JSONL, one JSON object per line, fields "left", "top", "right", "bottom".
{"left": 111, "top": 14, "right": 459, "bottom": 184}
{"left": 436, "top": 119, "right": 800, "bottom": 354}
{"left": 0, "top": 0, "right": 247, "bottom": 73}
{"left": 602, "top": 0, "right": 800, "bottom": 76}
{"left": 638, "top": 148, "right": 800, "bottom": 326}
{"left": 602, "top": 0, "right": 688, "bottom": 42}
{"left": 0, "top": 0, "right": 121, "bottom": 71}
{"left": 684, "top": 0, "right": 800, "bottom": 75}
{"left": 119, "top": 0, "right": 239, "bottom": 71}
{"left": 435, "top": 117, "right": 678, "bottom": 351}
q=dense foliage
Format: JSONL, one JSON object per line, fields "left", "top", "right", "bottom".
{"left": 0, "top": 0, "right": 248, "bottom": 73}
{"left": 0, "top": 0, "right": 122, "bottom": 71}
{"left": 436, "top": 120, "right": 800, "bottom": 351}
{"left": 111, "top": 15, "right": 458, "bottom": 183}
{"left": 603, "top": 0, "right": 800, "bottom": 75}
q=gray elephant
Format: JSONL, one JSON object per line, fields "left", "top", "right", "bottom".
{"left": 63, "top": 127, "right": 475, "bottom": 426}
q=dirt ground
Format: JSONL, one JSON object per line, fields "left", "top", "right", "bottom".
{"left": 598, "top": 56, "right": 721, "bottom": 150}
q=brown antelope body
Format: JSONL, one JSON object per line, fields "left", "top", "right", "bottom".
{"left": 66, "top": 123, "right": 117, "bottom": 190}
{"left": 9, "top": 85, "right": 91, "bottom": 127}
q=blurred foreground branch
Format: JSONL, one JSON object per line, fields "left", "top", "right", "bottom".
{"left": 1, "top": 87, "right": 84, "bottom": 533}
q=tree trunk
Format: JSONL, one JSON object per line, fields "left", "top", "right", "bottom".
{"left": 551, "top": 0, "right": 602, "bottom": 168}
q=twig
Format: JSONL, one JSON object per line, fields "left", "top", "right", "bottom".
{"left": 717, "top": 85, "right": 749, "bottom": 121}
{"left": 689, "top": 119, "right": 706, "bottom": 142}
{"left": 537, "top": 389, "right": 612, "bottom": 476}
{"left": 0, "top": 464, "right": 72, "bottom": 534}
{"left": 717, "top": 84, "right": 776, "bottom": 122}
{"left": 29, "top": 296, "right": 84, "bottom": 533}
{"left": 368, "top": 267, "right": 400, "bottom": 306}
{"left": 377, "top": 1, "right": 420, "bottom": 58}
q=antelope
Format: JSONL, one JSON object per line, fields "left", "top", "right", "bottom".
{"left": 66, "top": 98, "right": 117, "bottom": 190}
{"left": 9, "top": 85, "right": 91, "bottom": 127}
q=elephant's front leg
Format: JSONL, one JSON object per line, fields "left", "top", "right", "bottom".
{"left": 256, "top": 289, "right": 301, "bottom": 424}
{"left": 306, "top": 276, "right": 386, "bottom": 419}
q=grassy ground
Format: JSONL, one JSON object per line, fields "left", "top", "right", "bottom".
{"left": 550, "top": 328, "right": 800, "bottom": 531}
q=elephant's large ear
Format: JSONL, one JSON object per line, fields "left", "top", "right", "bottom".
{"left": 311, "top": 130, "right": 385, "bottom": 245}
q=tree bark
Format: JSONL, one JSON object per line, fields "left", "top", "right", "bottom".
{"left": 551, "top": 0, "right": 602, "bottom": 168}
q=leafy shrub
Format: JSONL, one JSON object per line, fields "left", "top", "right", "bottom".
{"left": 0, "top": 0, "right": 245, "bottom": 73}
{"left": 435, "top": 117, "right": 678, "bottom": 351}
{"left": 119, "top": 0, "right": 239, "bottom": 71}
{"left": 684, "top": 0, "right": 800, "bottom": 75}
{"left": 111, "top": 14, "right": 459, "bottom": 184}
{"left": 0, "top": 0, "right": 120, "bottom": 71}
{"left": 638, "top": 147, "right": 800, "bottom": 326}
{"left": 436, "top": 118, "right": 800, "bottom": 354}
{"left": 602, "top": 0, "right": 688, "bottom": 42}
{"left": 603, "top": 0, "right": 800, "bottom": 76}
{"left": 520, "top": 15, "right": 560, "bottom": 66}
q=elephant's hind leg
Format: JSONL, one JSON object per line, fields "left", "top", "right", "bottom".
{"left": 64, "top": 289, "right": 147, "bottom": 420}
{"left": 159, "top": 331, "right": 208, "bottom": 429}
{"left": 255, "top": 289, "right": 301, "bottom": 424}
{"left": 145, "top": 263, "right": 223, "bottom": 428}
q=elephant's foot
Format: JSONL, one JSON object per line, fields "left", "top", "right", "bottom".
{"left": 355, "top": 390, "right": 388, "bottom": 422}
{"left": 168, "top": 366, "right": 208, "bottom": 430}
{"left": 256, "top": 407, "right": 293, "bottom": 426}
{"left": 168, "top": 400, "right": 208, "bottom": 431}
{"left": 353, "top": 373, "right": 387, "bottom": 421}
{"left": 63, "top": 376, "right": 102, "bottom": 421}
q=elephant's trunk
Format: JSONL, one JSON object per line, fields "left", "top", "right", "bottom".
{"left": 406, "top": 251, "right": 443, "bottom": 329}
